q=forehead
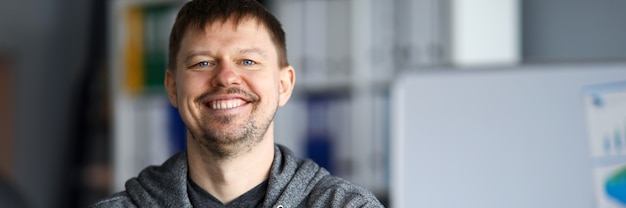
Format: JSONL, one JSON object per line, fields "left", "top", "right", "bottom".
{"left": 183, "top": 18, "right": 272, "bottom": 45}
{"left": 178, "top": 18, "right": 277, "bottom": 58}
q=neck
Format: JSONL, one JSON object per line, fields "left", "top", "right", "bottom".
{"left": 187, "top": 129, "right": 275, "bottom": 204}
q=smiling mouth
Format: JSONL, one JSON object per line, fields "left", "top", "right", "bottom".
{"left": 208, "top": 99, "right": 247, "bottom": 110}
{"left": 197, "top": 87, "right": 259, "bottom": 110}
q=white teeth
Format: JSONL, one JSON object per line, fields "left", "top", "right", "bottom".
{"left": 210, "top": 99, "right": 244, "bottom": 110}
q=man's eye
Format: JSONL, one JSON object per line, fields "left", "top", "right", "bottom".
{"left": 242, "top": 59, "right": 256, "bottom": 66}
{"left": 197, "top": 61, "right": 209, "bottom": 67}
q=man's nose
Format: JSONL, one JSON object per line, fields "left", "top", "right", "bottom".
{"left": 210, "top": 62, "right": 241, "bottom": 87}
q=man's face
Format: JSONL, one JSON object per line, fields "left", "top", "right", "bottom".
{"left": 165, "top": 18, "right": 295, "bottom": 158}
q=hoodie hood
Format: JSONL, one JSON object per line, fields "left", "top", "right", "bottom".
{"left": 125, "top": 151, "right": 192, "bottom": 207}
{"left": 263, "top": 145, "right": 329, "bottom": 207}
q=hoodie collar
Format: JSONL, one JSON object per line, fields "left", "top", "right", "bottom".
{"left": 124, "top": 145, "right": 329, "bottom": 208}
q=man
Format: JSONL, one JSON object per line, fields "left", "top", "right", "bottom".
{"left": 91, "top": 0, "right": 383, "bottom": 207}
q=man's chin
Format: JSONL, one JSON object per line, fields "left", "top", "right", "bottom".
{"left": 189, "top": 129, "right": 259, "bottom": 158}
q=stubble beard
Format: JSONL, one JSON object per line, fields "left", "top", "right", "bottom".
{"left": 190, "top": 103, "right": 277, "bottom": 160}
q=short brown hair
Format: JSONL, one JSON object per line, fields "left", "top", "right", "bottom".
{"left": 168, "top": 0, "right": 288, "bottom": 70}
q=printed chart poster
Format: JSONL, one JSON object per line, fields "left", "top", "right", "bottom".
{"left": 584, "top": 82, "right": 626, "bottom": 208}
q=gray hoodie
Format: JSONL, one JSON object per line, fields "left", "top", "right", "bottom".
{"left": 90, "top": 145, "right": 383, "bottom": 208}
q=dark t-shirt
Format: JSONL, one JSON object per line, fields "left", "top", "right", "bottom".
{"left": 188, "top": 178, "right": 267, "bottom": 208}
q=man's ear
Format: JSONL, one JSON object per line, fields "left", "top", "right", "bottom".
{"left": 278, "top": 65, "right": 296, "bottom": 107}
{"left": 165, "top": 69, "right": 178, "bottom": 108}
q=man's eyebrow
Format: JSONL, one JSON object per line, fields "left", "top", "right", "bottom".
{"left": 238, "top": 47, "right": 267, "bottom": 57}
{"left": 184, "top": 50, "right": 213, "bottom": 64}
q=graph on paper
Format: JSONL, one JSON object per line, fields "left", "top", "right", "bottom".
{"left": 584, "top": 82, "right": 626, "bottom": 208}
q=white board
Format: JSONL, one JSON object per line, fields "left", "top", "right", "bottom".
{"left": 391, "top": 63, "right": 626, "bottom": 208}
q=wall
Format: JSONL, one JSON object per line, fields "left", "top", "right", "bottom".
{"left": 523, "top": 0, "right": 626, "bottom": 62}
{"left": 0, "top": 0, "right": 91, "bottom": 207}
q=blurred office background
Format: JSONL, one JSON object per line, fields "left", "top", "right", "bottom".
{"left": 1, "top": 0, "right": 626, "bottom": 207}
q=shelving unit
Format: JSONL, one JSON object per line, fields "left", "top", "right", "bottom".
{"left": 110, "top": 0, "right": 504, "bottom": 201}
{"left": 270, "top": 0, "right": 399, "bottom": 197}
{"left": 109, "top": 0, "right": 186, "bottom": 191}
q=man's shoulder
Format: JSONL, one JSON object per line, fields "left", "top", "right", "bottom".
{"left": 89, "top": 151, "right": 190, "bottom": 207}
{"left": 307, "top": 175, "right": 384, "bottom": 207}
{"left": 89, "top": 191, "right": 137, "bottom": 208}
